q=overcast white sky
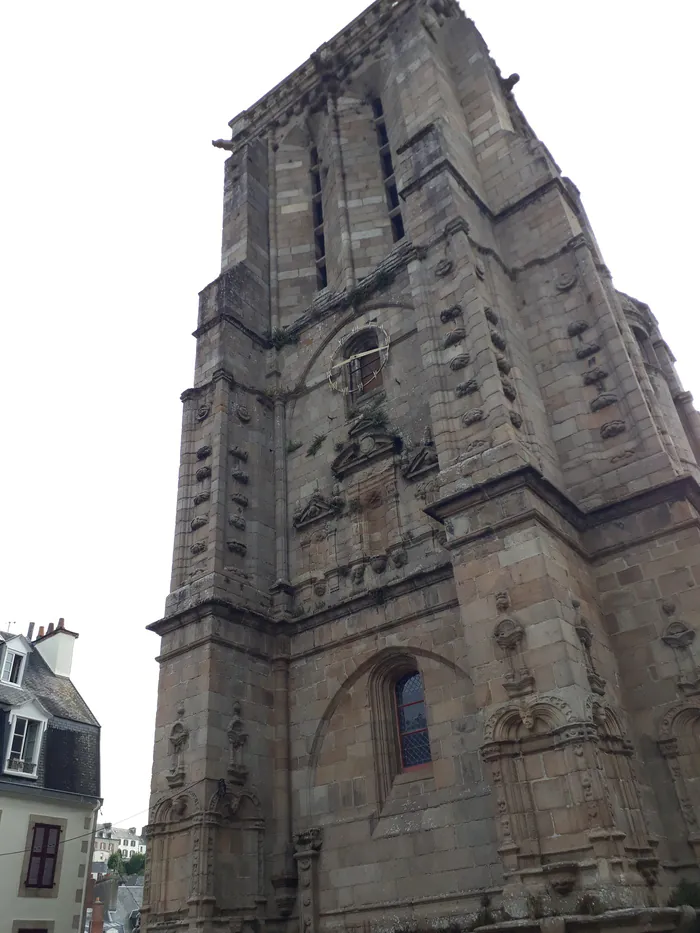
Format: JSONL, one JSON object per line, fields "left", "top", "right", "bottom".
{"left": 0, "top": 1, "right": 697, "bottom": 827}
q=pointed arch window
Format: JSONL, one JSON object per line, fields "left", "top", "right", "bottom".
{"left": 394, "top": 671, "right": 431, "bottom": 769}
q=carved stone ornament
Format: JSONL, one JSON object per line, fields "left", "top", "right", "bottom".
{"left": 567, "top": 320, "right": 589, "bottom": 338}
{"left": 496, "top": 355, "right": 511, "bottom": 375}
{"left": 449, "top": 353, "right": 470, "bottom": 371}
{"left": 229, "top": 513, "right": 246, "bottom": 530}
{"left": 293, "top": 491, "right": 344, "bottom": 529}
{"left": 510, "top": 411, "right": 523, "bottom": 429}
{"left": 600, "top": 420, "right": 627, "bottom": 439}
{"left": 236, "top": 404, "right": 251, "bottom": 423}
{"left": 662, "top": 620, "right": 696, "bottom": 651}
{"left": 583, "top": 367, "right": 609, "bottom": 386}
{"left": 191, "top": 515, "right": 208, "bottom": 531}
{"left": 196, "top": 405, "right": 210, "bottom": 422}
{"left": 555, "top": 271, "right": 578, "bottom": 292}
{"left": 443, "top": 328, "right": 466, "bottom": 349}
{"left": 440, "top": 305, "right": 462, "bottom": 324}
{"left": 232, "top": 493, "right": 249, "bottom": 508}
{"left": 227, "top": 540, "right": 247, "bottom": 556}
{"left": 475, "top": 262, "right": 486, "bottom": 280}
{"left": 229, "top": 446, "right": 249, "bottom": 462}
{"left": 435, "top": 258, "right": 453, "bottom": 277}
{"left": 391, "top": 549, "right": 408, "bottom": 568}
{"left": 400, "top": 430, "right": 439, "bottom": 481}
{"left": 190, "top": 541, "right": 207, "bottom": 556}
{"left": 503, "top": 669, "right": 536, "bottom": 699}
{"left": 491, "top": 330, "right": 507, "bottom": 351}
{"left": 456, "top": 379, "right": 479, "bottom": 398}
{"left": 576, "top": 343, "right": 601, "bottom": 360}
{"left": 193, "top": 492, "right": 210, "bottom": 506}
{"left": 590, "top": 393, "right": 618, "bottom": 412}
{"left": 166, "top": 704, "right": 188, "bottom": 789}
{"left": 484, "top": 306, "right": 499, "bottom": 326}
{"left": 227, "top": 700, "right": 248, "bottom": 785}
{"left": 496, "top": 591, "right": 510, "bottom": 612}
{"left": 501, "top": 376, "right": 516, "bottom": 401}
{"left": 350, "top": 563, "right": 365, "bottom": 585}
{"left": 462, "top": 408, "right": 484, "bottom": 426}
{"left": 294, "top": 827, "right": 323, "bottom": 852}
{"left": 494, "top": 617, "right": 525, "bottom": 650}
{"left": 196, "top": 445, "right": 212, "bottom": 460}
{"left": 196, "top": 465, "right": 212, "bottom": 482}
{"left": 232, "top": 469, "right": 249, "bottom": 484}
{"left": 331, "top": 433, "right": 398, "bottom": 479}
{"left": 369, "top": 554, "right": 388, "bottom": 574}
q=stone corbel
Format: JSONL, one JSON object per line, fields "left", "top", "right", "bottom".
{"left": 294, "top": 829, "right": 322, "bottom": 933}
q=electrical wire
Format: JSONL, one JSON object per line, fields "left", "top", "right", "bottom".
{"left": 0, "top": 776, "right": 207, "bottom": 859}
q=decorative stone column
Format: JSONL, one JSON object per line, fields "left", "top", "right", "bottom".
{"left": 293, "top": 829, "right": 322, "bottom": 933}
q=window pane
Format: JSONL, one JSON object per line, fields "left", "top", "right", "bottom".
{"left": 396, "top": 672, "right": 424, "bottom": 705}
{"left": 400, "top": 730, "right": 431, "bottom": 768}
{"left": 398, "top": 700, "right": 427, "bottom": 734}
{"left": 10, "top": 653, "right": 22, "bottom": 683}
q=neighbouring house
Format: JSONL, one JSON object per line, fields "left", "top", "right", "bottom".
{"left": 0, "top": 619, "right": 101, "bottom": 933}
{"left": 92, "top": 822, "right": 146, "bottom": 877}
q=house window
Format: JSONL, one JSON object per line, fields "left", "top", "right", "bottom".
{"left": 394, "top": 671, "right": 431, "bottom": 769}
{"left": 25, "top": 824, "right": 61, "bottom": 888}
{"left": 6, "top": 717, "right": 41, "bottom": 776}
{"left": 371, "top": 97, "right": 405, "bottom": 242}
{"left": 310, "top": 145, "right": 327, "bottom": 290}
{"left": 345, "top": 331, "right": 383, "bottom": 402}
{"left": 1, "top": 649, "right": 23, "bottom": 685}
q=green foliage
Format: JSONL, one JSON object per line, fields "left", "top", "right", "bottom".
{"left": 306, "top": 434, "right": 327, "bottom": 457}
{"left": 123, "top": 852, "right": 146, "bottom": 876}
{"left": 270, "top": 327, "right": 299, "bottom": 350}
{"left": 286, "top": 439, "right": 303, "bottom": 454}
{"left": 669, "top": 880, "right": 700, "bottom": 908}
{"left": 107, "top": 851, "right": 124, "bottom": 872}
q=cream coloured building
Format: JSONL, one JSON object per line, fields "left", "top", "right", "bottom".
{"left": 0, "top": 621, "right": 101, "bottom": 933}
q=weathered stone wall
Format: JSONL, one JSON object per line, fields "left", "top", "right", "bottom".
{"left": 144, "top": 2, "right": 700, "bottom": 932}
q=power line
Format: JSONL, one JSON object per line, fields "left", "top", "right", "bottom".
{"left": 0, "top": 778, "right": 206, "bottom": 860}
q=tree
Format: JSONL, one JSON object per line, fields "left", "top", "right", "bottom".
{"left": 107, "top": 851, "right": 124, "bottom": 873}
{"left": 123, "top": 852, "right": 146, "bottom": 876}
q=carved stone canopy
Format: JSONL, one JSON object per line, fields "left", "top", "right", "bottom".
{"left": 662, "top": 620, "right": 696, "bottom": 651}
{"left": 494, "top": 618, "right": 525, "bottom": 651}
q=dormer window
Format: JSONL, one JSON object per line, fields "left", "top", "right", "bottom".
{"left": 1, "top": 648, "right": 24, "bottom": 685}
{"left": 6, "top": 716, "right": 42, "bottom": 776}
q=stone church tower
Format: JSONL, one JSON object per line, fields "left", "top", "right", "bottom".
{"left": 143, "top": 1, "right": 700, "bottom": 931}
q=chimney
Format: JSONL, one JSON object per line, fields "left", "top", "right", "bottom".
{"left": 33, "top": 618, "right": 79, "bottom": 677}
{"left": 37, "top": 625, "right": 45, "bottom": 639}
{"left": 27, "top": 622, "right": 35, "bottom": 640}
{"left": 90, "top": 897, "right": 105, "bottom": 933}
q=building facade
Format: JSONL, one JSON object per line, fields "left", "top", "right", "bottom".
{"left": 0, "top": 620, "right": 101, "bottom": 933}
{"left": 144, "top": 1, "right": 700, "bottom": 932}
{"left": 92, "top": 823, "right": 147, "bottom": 877}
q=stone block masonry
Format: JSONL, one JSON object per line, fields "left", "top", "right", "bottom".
{"left": 143, "top": 1, "right": 700, "bottom": 932}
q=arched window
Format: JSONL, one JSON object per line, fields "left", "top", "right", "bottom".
{"left": 394, "top": 671, "right": 431, "bottom": 769}
{"left": 345, "top": 331, "right": 383, "bottom": 402}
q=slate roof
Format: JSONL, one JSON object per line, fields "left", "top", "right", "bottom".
{"left": 0, "top": 631, "right": 98, "bottom": 726}
{"left": 0, "top": 629, "right": 101, "bottom": 798}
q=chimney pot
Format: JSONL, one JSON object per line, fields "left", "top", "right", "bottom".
{"left": 47, "top": 622, "right": 54, "bottom": 634}
{"left": 27, "top": 622, "right": 35, "bottom": 640}
{"left": 58, "top": 617, "right": 65, "bottom": 629}
{"left": 38, "top": 625, "right": 45, "bottom": 639}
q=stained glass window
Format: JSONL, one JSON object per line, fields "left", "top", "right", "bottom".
{"left": 395, "top": 671, "right": 431, "bottom": 769}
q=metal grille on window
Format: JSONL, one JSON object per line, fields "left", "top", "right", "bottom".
{"left": 371, "top": 97, "right": 405, "bottom": 242}
{"left": 345, "top": 332, "right": 383, "bottom": 401}
{"left": 395, "top": 671, "right": 431, "bottom": 768}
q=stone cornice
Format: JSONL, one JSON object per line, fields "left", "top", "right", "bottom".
{"left": 213, "top": 0, "right": 463, "bottom": 154}
{"left": 425, "top": 465, "right": 700, "bottom": 560}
